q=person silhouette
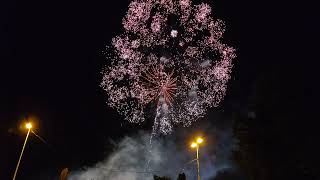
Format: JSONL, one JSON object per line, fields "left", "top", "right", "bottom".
{"left": 177, "top": 173, "right": 186, "bottom": 180}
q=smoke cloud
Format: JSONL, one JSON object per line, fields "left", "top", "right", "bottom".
{"left": 68, "top": 122, "right": 237, "bottom": 180}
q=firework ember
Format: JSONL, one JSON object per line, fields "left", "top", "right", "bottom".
{"left": 101, "top": 0, "right": 236, "bottom": 135}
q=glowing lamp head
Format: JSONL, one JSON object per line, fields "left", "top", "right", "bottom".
{"left": 191, "top": 142, "right": 198, "bottom": 148}
{"left": 196, "top": 137, "right": 203, "bottom": 144}
{"left": 25, "top": 123, "right": 32, "bottom": 129}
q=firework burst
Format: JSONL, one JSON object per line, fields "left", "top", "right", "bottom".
{"left": 101, "top": 0, "right": 236, "bottom": 135}
{"left": 141, "top": 65, "right": 177, "bottom": 106}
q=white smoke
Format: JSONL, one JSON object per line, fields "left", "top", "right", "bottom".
{"left": 200, "top": 60, "right": 211, "bottom": 68}
{"left": 68, "top": 127, "right": 236, "bottom": 180}
{"left": 160, "top": 56, "right": 169, "bottom": 64}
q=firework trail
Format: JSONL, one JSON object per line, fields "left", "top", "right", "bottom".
{"left": 101, "top": 0, "right": 236, "bottom": 141}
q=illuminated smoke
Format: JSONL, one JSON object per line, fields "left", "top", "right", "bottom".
{"left": 68, "top": 125, "right": 237, "bottom": 180}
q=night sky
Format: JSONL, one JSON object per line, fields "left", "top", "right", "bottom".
{"left": 1, "top": 0, "right": 319, "bottom": 179}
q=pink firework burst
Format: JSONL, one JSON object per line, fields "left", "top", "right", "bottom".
{"left": 101, "top": 0, "right": 236, "bottom": 135}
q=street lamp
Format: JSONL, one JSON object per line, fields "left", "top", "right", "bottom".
{"left": 12, "top": 122, "right": 32, "bottom": 180}
{"left": 196, "top": 137, "right": 203, "bottom": 144}
{"left": 191, "top": 137, "right": 204, "bottom": 180}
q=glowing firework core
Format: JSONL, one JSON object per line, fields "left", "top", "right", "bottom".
{"left": 141, "top": 65, "right": 177, "bottom": 106}
{"left": 101, "top": 0, "right": 236, "bottom": 135}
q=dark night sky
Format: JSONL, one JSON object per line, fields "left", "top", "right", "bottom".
{"left": 1, "top": 0, "right": 319, "bottom": 179}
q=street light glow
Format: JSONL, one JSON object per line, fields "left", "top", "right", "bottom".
{"left": 13, "top": 122, "right": 33, "bottom": 180}
{"left": 191, "top": 142, "right": 198, "bottom": 148}
{"left": 190, "top": 136, "right": 205, "bottom": 180}
{"left": 25, "top": 123, "right": 32, "bottom": 129}
{"left": 197, "top": 137, "right": 203, "bottom": 144}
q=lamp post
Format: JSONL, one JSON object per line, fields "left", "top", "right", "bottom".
{"left": 12, "top": 123, "right": 32, "bottom": 180}
{"left": 191, "top": 137, "right": 204, "bottom": 180}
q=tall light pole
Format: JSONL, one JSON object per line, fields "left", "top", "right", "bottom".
{"left": 191, "top": 137, "right": 204, "bottom": 180}
{"left": 13, "top": 122, "right": 32, "bottom": 180}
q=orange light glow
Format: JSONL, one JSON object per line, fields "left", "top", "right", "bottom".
{"left": 25, "top": 123, "right": 32, "bottom": 129}
{"left": 196, "top": 137, "right": 203, "bottom": 144}
{"left": 191, "top": 142, "right": 198, "bottom": 148}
